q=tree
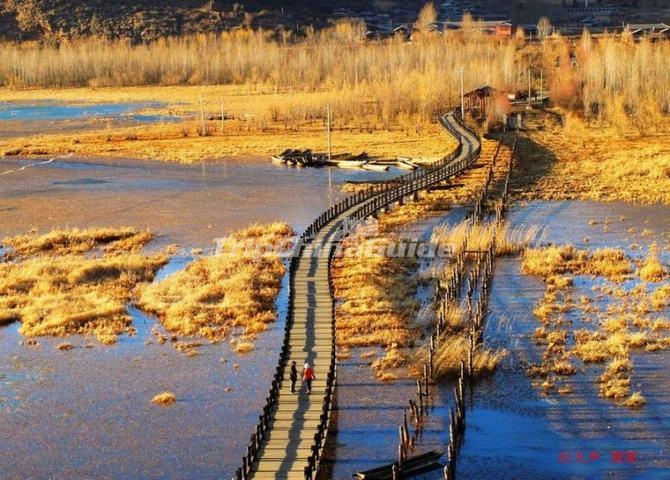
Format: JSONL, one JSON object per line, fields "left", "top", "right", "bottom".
{"left": 414, "top": 2, "right": 437, "bottom": 34}
{"left": 537, "top": 17, "right": 552, "bottom": 41}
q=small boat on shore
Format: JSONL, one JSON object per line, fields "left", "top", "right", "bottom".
{"left": 397, "top": 157, "right": 419, "bottom": 170}
{"left": 362, "top": 162, "right": 389, "bottom": 172}
{"left": 337, "top": 160, "right": 367, "bottom": 169}
{"left": 353, "top": 450, "right": 442, "bottom": 479}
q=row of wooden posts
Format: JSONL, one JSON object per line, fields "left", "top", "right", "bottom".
{"left": 392, "top": 133, "right": 517, "bottom": 480}
{"left": 397, "top": 127, "right": 519, "bottom": 480}
{"left": 443, "top": 134, "right": 519, "bottom": 479}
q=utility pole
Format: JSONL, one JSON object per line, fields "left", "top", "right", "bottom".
{"left": 328, "top": 166, "right": 333, "bottom": 207}
{"left": 460, "top": 66, "right": 464, "bottom": 118}
{"left": 221, "top": 98, "right": 226, "bottom": 135}
{"left": 199, "top": 91, "right": 206, "bottom": 136}
{"left": 327, "top": 104, "right": 332, "bottom": 163}
{"left": 327, "top": 104, "right": 333, "bottom": 207}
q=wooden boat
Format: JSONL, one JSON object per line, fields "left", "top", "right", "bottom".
{"left": 362, "top": 162, "right": 389, "bottom": 172}
{"left": 353, "top": 450, "right": 442, "bottom": 479}
{"left": 397, "top": 157, "right": 419, "bottom": 170}
{"left": 337, "top": 160, "right": 367, "bottom": 169}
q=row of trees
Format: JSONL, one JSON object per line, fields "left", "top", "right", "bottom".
{"left": 0, "top": 20, "right": 668, "bottom": 130}
{"left": 546, "top": 30, "right": 670, "bottom": 132}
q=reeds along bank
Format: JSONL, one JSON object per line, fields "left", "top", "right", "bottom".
{"left": 2, "top": 21, "right": 669, "bottom": 129}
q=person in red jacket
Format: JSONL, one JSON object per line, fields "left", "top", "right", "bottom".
{"left": 302, "top": 362, "right": 316, "bottom": 393}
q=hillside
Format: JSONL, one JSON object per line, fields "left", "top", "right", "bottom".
{"left": 0, "top": 0, "right": 416, "bottom": 42}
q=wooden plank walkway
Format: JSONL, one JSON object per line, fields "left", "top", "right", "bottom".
{"left": 237, "top": 112, "right": 481, "bottom": 480}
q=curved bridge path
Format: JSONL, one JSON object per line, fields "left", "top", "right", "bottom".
{"left": 237, "top": 112, "right": 481, "bottom": 480}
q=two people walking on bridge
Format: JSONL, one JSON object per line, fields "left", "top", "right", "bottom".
{"left": 290, "top": 361, "right": 316, "bottom": 394}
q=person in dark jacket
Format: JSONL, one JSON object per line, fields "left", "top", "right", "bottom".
{"left": 290, "top": 361, "right": 298, "bottom": 393}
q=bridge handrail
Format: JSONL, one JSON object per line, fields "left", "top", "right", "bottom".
{"left": 234, "top": 110, "right": 481, "bottom": 480}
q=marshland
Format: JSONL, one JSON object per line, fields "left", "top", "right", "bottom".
{"left": 1, "top": 7, "right": 670, "bottom": 480}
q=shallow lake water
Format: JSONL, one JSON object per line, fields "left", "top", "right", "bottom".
{"left": 0, "top": 100, "right": 181, "bottom": 139}
{"left": 326, "top": 200, "right": 670, "bottom": 480}
{"left": 1, "top": 154, "right": 669, "bottom": 480}
{"left": 0, "top": 155, "right": 398, "bottom": 249}
{"left": 0, "top": 101, "right": 175, "bottom": 122}
{"left": 0, "top": 155, "right": 399, "bottom": 479}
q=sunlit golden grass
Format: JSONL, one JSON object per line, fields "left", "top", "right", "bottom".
{"left": 332, "top": 230, "right": 419, "bottom": 349}
{"left": 151, "top": 391, "right": 176, "bottom": 405}
{"left": 414, "top": 334, "right": 505, "bottom": 379}
{"left": 650, "top": 285, "right": 670, "bottom": 310}
{"left": 370, "top": 347, "right": 409, "bottom": 381}
{"left": 623, "top": 391, "right": 647, "bottom": 408}
{"left": 516, "top": 114, "right": 670, "bottom": 205}
{"left": 431, "top": 219, "right": 540, "bottom": 258}
{"left": 2, "top": 226, "right": 150, "bottom": 258}
{"left": 522, "top": 246, "right": 632, "bottom": 282}
{"left": 639, "top": 245, "right": 666, "bottom": 282}
{"left": 233, "top": 340, "right": 256, "bottom": 355}
{"left": 137, "top": 222, "right": 292, "bottom": 342}
{"left": 0, "top": 227, "right": 167, "bottom": 344}
{"left": 0, "top": 80, "right": 456, "bottom": 163}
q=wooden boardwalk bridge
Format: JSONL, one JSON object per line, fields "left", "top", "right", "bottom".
{"left": 235, "top": 112, "right": 481, "bottom": 480}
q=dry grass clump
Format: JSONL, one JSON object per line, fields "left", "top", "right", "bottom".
{"left": 652, "top": 318, "right": 670, "bottom": 331}
{"left": 639, "top": 245, "right": 666, "bottom": 282}
{"left": 551, "top": 359, "right": 576, "bottom": 376}
{"left": 137, "top": 222, "right": 292, "bottom": 342}
{"left": 522, "top": 246, "right": 632, "bottom": 282}
{"left": 432, "top": 219, "right": 540, "bottom": 258}
{"left": 650, "top": 285, "right": 670, "bottom": 310}
{"left": 547, "top": 275, "right": 573, "bottom": 289}
{"left": 522, "top": 245, "right": 583, "bottom": 277}
{"left": 418, "top": 335, "right": 505, "bottom": 379}
{"left": 0, "top": 227, "right": 167, "bottom": 344}
{"left": 233, "top": 340, "right": 255, "bottom": 355}
{"left": 151, "top": 391, "right": 176, "bottom": 405}
{"left": 332, "top": 230, "right": 419, "bottom": 348}
{"left": 587, "top": 249, "right": 633, "bottom": 281}
{"left": 2, "top": 227, "right": 151, "bottom": 258}
{"left": 623, "top": 391, "right": 647, "bottom": 408}
{"left": 597, "top": 354, "right": 634, "bottom": 400}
